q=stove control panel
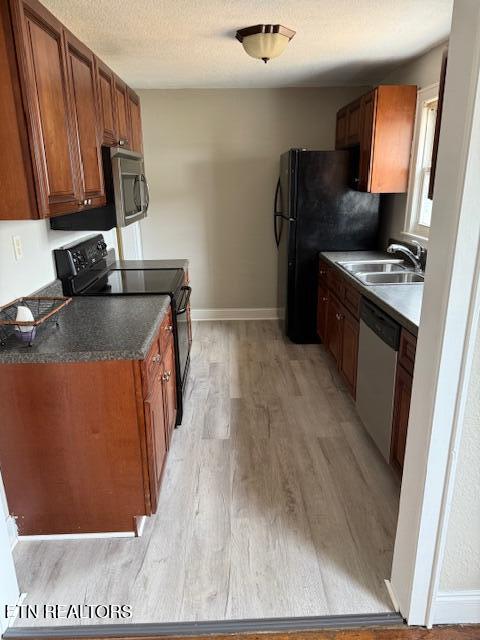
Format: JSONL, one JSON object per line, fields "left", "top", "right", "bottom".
{"left": 54, "top": 234, "right": 108, "bottom": 279}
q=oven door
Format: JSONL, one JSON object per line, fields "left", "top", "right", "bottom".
{"left": 111, "top": 148, "right": 149, "bottom": 227}
{"left": 175, "top": 285, "right": 192, "bottom": 387}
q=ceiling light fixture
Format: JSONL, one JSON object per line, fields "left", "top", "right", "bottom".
{"left": 235, "top": 24, "right": 296, "bottom": 64}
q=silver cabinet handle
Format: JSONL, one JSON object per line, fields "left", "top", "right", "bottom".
{"left": 88, "top": 198, "right": 92, "bottom": 205}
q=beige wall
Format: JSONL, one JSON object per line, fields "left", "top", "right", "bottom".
{"left": 439, "top": 312, "right": 480, "bottom": 591}
{"left": 138, "top": 88, "right": 366, "bottom": 310}
{"left": 0, "top": 221, "right": 117, "bottom": 306}
{"left": 378, "top": 43, "right": 447, "bottom": 247}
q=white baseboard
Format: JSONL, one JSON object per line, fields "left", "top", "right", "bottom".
{"left": 191, "top": 308, "right": 280, "bottom": 321}
{"left": 6, "top": 515, "right": 18, "bottom": 550}
{"left": 384, "top": 579, "right": 401, "bottom": 613}
{"left": 432, "top": 590, "right": 480, "bottom": 624}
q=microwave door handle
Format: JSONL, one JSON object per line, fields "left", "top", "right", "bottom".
{"left": 132, "top": 175, "right": 142, "bottom": 212}
{"left": 124, "top": 211, "right": 145, "bottom": 221}
{"left": 141, "top": 174, "right": 150, "bottom": 213}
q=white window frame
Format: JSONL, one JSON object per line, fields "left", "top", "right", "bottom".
{"left": 403, "top": 83, "right": 440, "bottom": 243}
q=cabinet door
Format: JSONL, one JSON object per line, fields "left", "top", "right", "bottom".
{"left": 11, "top": 0, "right": 81, "bottom": 217}
{"left": 95, "top": 57, "right": 117, "bottom": 146}
{"left": 325, "top": 294, "right": 342, "bottom": 365}
{"left": 358, "top": 90, "right": 377, "bottom": 192}
{"left": 114, "top": 77, "right": 131, "bottom": 148}
{"left": 128, "top": 89, "right": 143, "bottom": 154}
{"left": 335, "top": 106, "right": 348, "bottom": 150}
{"left": 65, "top": 32, "right": 105, "bottom": 208}
{"left": 317, "top": 282, "right": 329, "bottom": 342}
{"left": 0, "top": 1, "right": 37, "bottom": 219}
{"left": 340, "top": 307, "right": 359, "bottom": 398}
{"left": 162, "top": 336, "right": 177, "bottom": 447}
{"left": 144, "top": 373, "right": 167, "bottom": 513}
{"left": 346, "top": 98, "right": 362, "bottom": 145}
{"left": 367, "top": 85, "right": 417, "bottom": 193}
{"left": 391, "top": 364, "right": 413, "bottom": 475}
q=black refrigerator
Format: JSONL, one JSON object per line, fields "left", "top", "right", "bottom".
{"left": 275, "top": 149, "right": 380, "bottom": 344}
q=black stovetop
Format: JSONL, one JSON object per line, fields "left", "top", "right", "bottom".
{"left": 82, "top": 267, "right": 184, "bottom": 297}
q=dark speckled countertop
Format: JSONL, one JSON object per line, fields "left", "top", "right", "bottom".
{"left": 320, "top": 250, "right": 423, "bottom": 335}
{"left": 0, "top": 294, "right": 170, "bottom": 364}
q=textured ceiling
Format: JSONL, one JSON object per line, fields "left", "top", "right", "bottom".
{"left": 42, "top": 0, "right": 452, "bottom": 89}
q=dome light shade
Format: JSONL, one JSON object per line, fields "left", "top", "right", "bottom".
{"left": 236, "top": 25, "right": 296, "bottom": 63}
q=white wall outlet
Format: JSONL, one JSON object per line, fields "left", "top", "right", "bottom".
{"left": 12, "top": 235, "right": 23, "bottom": 261}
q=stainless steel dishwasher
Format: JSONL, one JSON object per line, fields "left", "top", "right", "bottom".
{"left": 356, "top": 299, "right": 401, "bottom": 462}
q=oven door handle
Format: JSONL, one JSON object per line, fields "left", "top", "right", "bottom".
{"left": 177, "top": 286, "right": 192, "bottom": 315}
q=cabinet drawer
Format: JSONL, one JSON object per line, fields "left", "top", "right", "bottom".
{"left": 398, "top": 329, "right": 417, "bottom": 376}
{"left": 343, "top": 281, "right": 361, "bottom": 318}
{"left": 159, "top": 308, "right": 173, "bottom": 356}
{"left": 142, "top": 335, "right": 162, "bottom": 394}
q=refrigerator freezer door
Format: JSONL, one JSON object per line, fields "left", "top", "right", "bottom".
{"left": 280, "top": 150, "right": 380, "bottom": 343}
{"left": 276, "top": 151, "right": 298, "bottom": 337}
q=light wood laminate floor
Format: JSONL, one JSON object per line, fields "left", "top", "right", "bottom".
{"left": 13, "top": 321, "right": 399, "bottom": 625}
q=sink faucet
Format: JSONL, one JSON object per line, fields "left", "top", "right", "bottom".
{"left": 387, "top": 241, "right": 425, "bottom": 272}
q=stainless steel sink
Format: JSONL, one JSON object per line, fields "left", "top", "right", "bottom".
{"left": 339, "top": 259, "right": 406, "bottom": 274}
{"left": 356, "top": 271, "right": 424, "bottom": 285}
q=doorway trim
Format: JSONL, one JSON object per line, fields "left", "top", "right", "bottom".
{"left": 390, "top": 0, "right": 480, "bottom": 627}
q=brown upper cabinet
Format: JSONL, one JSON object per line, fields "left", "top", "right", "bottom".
{"left": 128, "top": 88, "right": 143, "bottom": 154}
{"left": 10, "top": 0, "right": 83, "bottom": 217}
{"left": 1, "top": 0, "right": 143, "bottom": 219}
{"left": 95, "top": 57, "right": 118, "bottom": 146}
{"left": 335, "top": 106, "right": 348, "bottom": 149}
{"left": 0, "top": 1, "right": 37, "bottom": 219}
{"left": 114, "top": 77, "right": 131, "bottom": 148}
{"left": 65, "top": 31, "right": 105, "bottom": 209}
{"left": 346, "top": 98, "right": 362, "bottom": 146}
{"left": 335, "top": 85, "right": 417, "bottom": 193}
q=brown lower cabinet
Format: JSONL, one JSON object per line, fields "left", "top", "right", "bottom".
{"left": 340, "top": 308, "right": 360, "bottom": 397}
{"left": 391, "top": 330, "right": 416, "bottom": 475}
{"left": 325, "top": 292, "right": 343, "bottom": 365}
{"left": 0, "top": 307, "right": 176, "bottom": 536}
{"left": 318, "top": 259, "right": 360, "bottom": 399}
{"left": 318, "top": 259, "right": 417, "bottom": 473}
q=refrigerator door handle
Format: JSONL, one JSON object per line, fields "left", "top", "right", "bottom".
{"left": 274, "top": 213, "right": 282, "bottom": 248}
{"left": 274, "top": 178, "right": 282, "bottom": 214}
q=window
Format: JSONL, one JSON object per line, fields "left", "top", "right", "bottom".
{"left": 404, "top": 84, "right": 439, "bottom": 240}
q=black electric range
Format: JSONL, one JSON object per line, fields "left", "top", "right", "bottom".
{"left": 54, "top": 234, "right": 191, "bottom": 425}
